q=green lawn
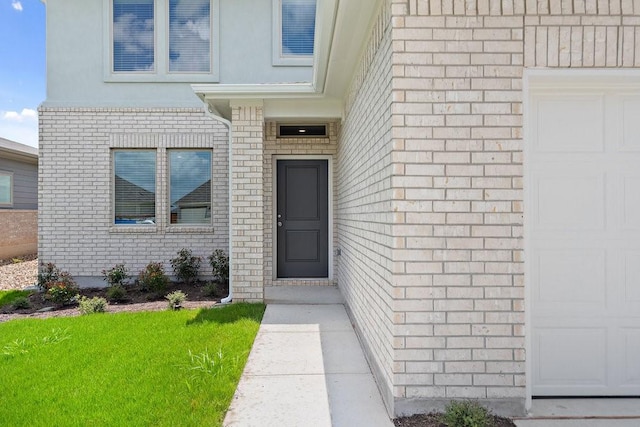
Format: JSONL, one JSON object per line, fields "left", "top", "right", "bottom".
{"left": 0, "top": 290, "right": 32, "bottom": 307}
{"left": 0, "top": 303, "right": 265, "bottom": 426}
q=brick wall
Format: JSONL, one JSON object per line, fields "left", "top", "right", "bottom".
{"left": 338, "top": 0, "right": 639, "bottom": 417}
{"left": 230, "top": 103, "right": 265, "bottom": 301}
{"left": 337, "top": 0, "right": 396, "bottom": 410}
{"left": 0, "top": 210, "right": 37, "bottom": 259}
{"left": 385, "top": 0, "right": 639, "bottom": 416}
{"left": 38, "top": 107, "right": 228, "bottom": 284}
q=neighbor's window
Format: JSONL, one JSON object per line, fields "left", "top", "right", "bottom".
{"left": 169, "top": 150, "right": 212, "bottom": 225}
{"left": 0, "top": 172, "right": 12, "bottom": 206}
{"left": 169, "top": 0, "right": 211, "bottom": 73}
{"left": 112, "top": 0, "right": 155, "bottom": 72}
{"left": 273, "top": 0, "right": 316, "bottom": 65}
{"left": 113, "top": 151, "right": 156, "bottom": 225}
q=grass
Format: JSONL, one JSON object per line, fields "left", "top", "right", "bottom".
{"left": 0, "top": 303, "right": 265, "bottom": 426}
{"left": 0, "top": 290, "right": 32, "bottom": 308}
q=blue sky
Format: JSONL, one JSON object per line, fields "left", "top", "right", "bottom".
{"left": 0, "top": 0, "right": 45, "bottom": 148}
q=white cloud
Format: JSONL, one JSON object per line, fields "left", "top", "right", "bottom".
{"left": 0, "top": 109, "right": 38, "bottom": 147}
{"left": 11, "top": 1, "right": 23, "bottom": 11}
{"left": 169, "top": 1, "right": 211, "bottom": 72}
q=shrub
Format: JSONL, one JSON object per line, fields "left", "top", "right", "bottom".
{"left": 170, "top": 248, "right": 201, "bottom": 285}
{"left": 106, "top": 284, "right": 127, "bottom": 302}
{"left": 166, "top": 290, "right": 187, "bottom": 310}
{"left": 203, "top": 281, "right": 219, "bottom": 298}
{"left": 37, "top": 262, "right": 62, "bottom": 291}
{"left": 138, "top": 262, "right": 169, "bottom": 294}
{"left": 208, "top": 250, "right": 229, "bottom": 285}
{"left": 102, "top": 264, "right": 128, "bottom": 287}
{"left": 77, "top": 296, "right": 108, "bottom": 315}
{"left": 11, "top": 297, "right": 30, "bottom": 310}
{"left": 441, "top": 400, "right": 493, "bottom": 427}
{"left": 46, "top": 273, "right": 79, "bottom": 306}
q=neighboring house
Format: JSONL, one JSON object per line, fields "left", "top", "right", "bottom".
{"left": 0, "top": 137, "right": 38, "bottom": 210}
{"left": 40, "top": 0, "right": 640, "bottom": 418}
{"left": 0, "top": 137, "right": 38, "bottom": 259}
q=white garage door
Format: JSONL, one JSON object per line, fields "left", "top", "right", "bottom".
{"left": 528, "top": 75, "right": 640, "bottom": 396}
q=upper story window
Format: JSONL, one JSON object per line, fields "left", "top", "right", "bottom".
{"left": 169, "top": 0, "right": 211, "bottom": 73}
{"left": 113, "top": 0, "right": 155, "bottom": 72}
{"left": 107, "top": 0, "right": 219, "bottom": 81}
{"left": 273, "top": 0, "right": 316, "bottom": 66}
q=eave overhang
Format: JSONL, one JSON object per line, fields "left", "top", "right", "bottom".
{"left": 192, "top": 0, "right": 381, "bottom": 121}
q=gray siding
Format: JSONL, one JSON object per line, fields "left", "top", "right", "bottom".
{"left": 0, "top": 157, "right": 37, "bottom": 210}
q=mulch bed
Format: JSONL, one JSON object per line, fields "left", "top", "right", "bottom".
{"left": 394, "top": 413, "right": 517, "bottom": 427}
{"left": 0, "top": 280, "right": 227, "bottom": 322}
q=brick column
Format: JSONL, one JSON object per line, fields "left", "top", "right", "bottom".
{"left": 230, "top": 101, "right": 265, "bottom": 302}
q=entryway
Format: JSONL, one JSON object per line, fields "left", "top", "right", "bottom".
{"left": 276, "top": 159, "right": 329, "bottom": 278}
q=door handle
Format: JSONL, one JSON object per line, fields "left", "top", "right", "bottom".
{"left": 277, "top": 221, "right": 283, "bottom": 227}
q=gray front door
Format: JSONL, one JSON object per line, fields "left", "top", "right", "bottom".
{"left": 277, "top": 160, "right": 328, "bottom": 278}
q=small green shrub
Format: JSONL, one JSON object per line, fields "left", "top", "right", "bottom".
{"left": 11, "top": 297, "right": 30, "bottom": 310}
{"left": 106, "top": 284, "right": 127, "bottom": 302}
{"left": 170, "top": 248, "right": 201, "bottom": 285}
{"left": 166, "top": 290, "right": 187, "bottom": 310}
{"left": 102, "top": 264, "right": 128, "bottom": 287}
{"left": 203, "top": 281, "right": 219, "bottom": 298}
{"left": 441, "top": 400, "right": 493, "bottom": 427}
{"left": 208, "top": 249, "right": 229, "bottom": 285}
{"left": 138, "top": 262, "right": 169, "bottom": 294}
{"left": 37, "top": 262, "right": 62, "bottom": 291}
{"left": 46, "top": 274, "right": 79, "bottom": 306}
{"left": 77, "top": 296, "right": 108, "bottom": 315}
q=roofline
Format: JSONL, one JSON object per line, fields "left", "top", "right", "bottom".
{"left": 0, "top": 138, "right": 38, "bottom": 164}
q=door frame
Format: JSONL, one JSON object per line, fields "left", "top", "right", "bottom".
{"left": 272, "top": 155, "right": 333, "bottom": 281}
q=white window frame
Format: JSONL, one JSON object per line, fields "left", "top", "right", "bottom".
{"left": 104, "top": 0, "right": 220, "bottom": 82}
{"left": 112, "top": 149, "right": 158, "bottom": 228}
{"left": 167, "top": 149, "right": 213, "bottom": 227}
{"left": 272, "top": 0, "right": 314, "bottom": 67}
{"left": 0, "top": 171, "right": 13, "bottom": 207}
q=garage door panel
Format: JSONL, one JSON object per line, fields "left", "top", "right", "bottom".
{"left": 623, "top": 251, "right": 640, "bottom": 308}
{"left": 535, "top": 249, "right": 606, "bottom": 310}
{"left": 621, "top": 97, "right": 640, "bottom": 151}
{"left": 620, "top": 328, "right": 640, "bottom": 388}
{"left": 534, "top": 174, "right": 605, "bottom": 231}
{"left": 535, "top": 328, "right": 607, "bottom": 386}
{"left": 622, "top": 176, "right": 640, "bottom": 230}
{"left": 536, "top": 96, "right": 604, "bottom": 153}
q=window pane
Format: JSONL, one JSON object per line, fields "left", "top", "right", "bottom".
{"left": 170, "top": 150, "right": 211, "bottom": 224}
{"left": 114, "top": 151, "right": 156, "bottom": 224}
{"left": 169, "top": 0, "right": 211, "bottom": 72}
{"left": 0, "top": 174, "right": 12, "bottom": 205}
{"left": 113, "top": 0, "right": 154, "bottom": 72}
{"left": 281, "top": 0, "right": 316, "bottom": 56}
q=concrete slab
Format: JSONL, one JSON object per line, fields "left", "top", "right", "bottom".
{"left": 515, "top": 420, "right": 640, "bottom": 427}
{"left": 514, "top": 399, "right": 640, "bottom": 427}
{"left": 264, "top": 285, "right": 345, "bottom": 304}
{"left": 224, "top": 374, "right": 332, "bottom": 427}
{"left": 223, "top": 303, "right": 394, "bottom": 427}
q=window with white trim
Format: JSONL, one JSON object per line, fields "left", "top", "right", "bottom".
{"left": 273, "top": 0, "right": 316, "bottom": 66}
{"left": 0, "top": 172, "right": 13, "bottom": 207}
{"left": 108, "top": 0, "right": 218, "bottom": 81}
{"left": 169, "top": 150, "right": 212, "bottom": 225}
{"left": 113, "top": 150, "right": 156, "bottom": 225}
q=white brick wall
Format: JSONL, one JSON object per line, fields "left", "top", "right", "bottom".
{"left": 339, "top": 0, "right": 639, "bottom": 418}
{"left": 38, "top": 107, "right": 228, "bottom": 283}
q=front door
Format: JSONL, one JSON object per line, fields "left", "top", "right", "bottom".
{"left": 277, "top": 160, "right": 328, "bottom": 278}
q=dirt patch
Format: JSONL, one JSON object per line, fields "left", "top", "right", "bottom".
{"left": 0, "top": 280, "right": 227, "bottom": 323}
{"left": 393, "top": 413, "right": 516, "bottom": 427}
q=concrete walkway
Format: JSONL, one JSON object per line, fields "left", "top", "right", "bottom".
{"left": 223, "top": 290, "right": 393, "bottom": 427}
